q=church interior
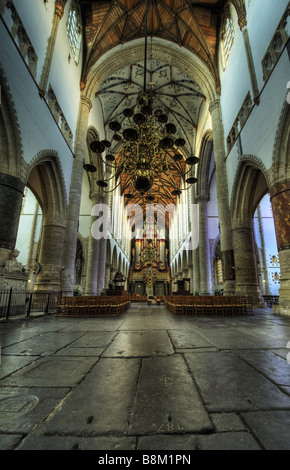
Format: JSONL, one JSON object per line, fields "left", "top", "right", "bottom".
{"left": 0, "top": 0, "right": 290, "bottom": 452}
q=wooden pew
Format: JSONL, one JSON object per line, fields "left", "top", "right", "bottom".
{"left": 56, "top": 295, "right": 131, "bottom": 317}
{"left": 163, "top": 295, "right": 253, "bottom": 316}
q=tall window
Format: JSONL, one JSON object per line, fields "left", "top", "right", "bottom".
{"left": 224, "top": 17, "right": 234, "bottom": 61}
{"left": 66, "top": 6, "right": 81, "bottom": 64}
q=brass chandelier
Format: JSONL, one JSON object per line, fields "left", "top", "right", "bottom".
{"left": 85, "top": 0, "right": 199, "bottom": 202}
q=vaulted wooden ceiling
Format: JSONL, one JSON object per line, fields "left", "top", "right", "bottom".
{"left": 80, "top": 0, "right": 228, "bottom": 211}
{"left": 79, "top": 0, "right": 227, "bottom": 89}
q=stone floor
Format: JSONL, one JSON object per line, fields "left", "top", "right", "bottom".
{"left": 1, "top": 303, "right": 290, "bottom": 451}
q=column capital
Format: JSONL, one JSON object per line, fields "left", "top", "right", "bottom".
{"left": 55, "top": 0, "right": 67, "bottom": 19}
{"left": 196, "top": 194, "right": 209, "bottom": 203}
{"left": 238, "top": 12, "right": 247, "bottom": 31}
{"left": 270, "top": 179, "right": 290, "bottom": 199}
{"left": 80, "top": 95, "right": 93, "bottom": 111}
{"left": 209, "top": 99, "right": 221, "bottom": 114}
{"left": 91, "top": 192, "right": 106, "bottom": 204}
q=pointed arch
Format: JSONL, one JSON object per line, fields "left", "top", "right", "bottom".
{"left": 112, "top": 244, "right": 118, "bottom": 269}
{"left": 0, "top": 65, "right": 27, "bottom": 180}
{"left": 231, "top": 155, "right": 271, "bottom": 227}
{"left": 197, "top": 131, "right": 214, "bottom": 198}
{"left": 27, "top": 150, "right": 67, "bottom": 226}
{"left": 271, "top": 99, "right": 290, "bottom": 184}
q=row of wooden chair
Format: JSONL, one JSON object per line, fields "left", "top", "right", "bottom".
{"left": 128, "top": 294, "right": 148, "bottom": 302}
{"left": 56, "top": 296, "right": 131, "bottom": 317}
{"left": 164, "top": 295, "right": 253, "bottom": 316}
{"left": 263, "top": 295, "right": 279, "bottom": 306}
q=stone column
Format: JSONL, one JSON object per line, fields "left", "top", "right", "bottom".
{"left": 97, "top": 170, "right": 111, "bottom": 294}
{"left": 84, "top": 194, "right": 102, "bottom": 295}
{"left": 257, "top": 205, "right": 270, "bottom": 295}
{"left": 197, "top": 195, "right": 212, "bottom": 295}
{"left": 110, "top": 267, "right": 117, "bottom": 284}
{"left": 39, "top": 1, "right": 68, "bottom": 95}
{"left": 232, "top": 226, "right": 265, "bottom": 306}
{"left": 97, "top": 237, "right": 107, "bottom": 293}
{"left": 270, "top": 180, "right": 290, "bottom": 316}
{"left": 188, "top": 265, "right": 194, "bottom": 294}
{"left": 238, "top": 13, "right": 259, "bottom": 104}
{"left": 105, "top": 263, "right": 111, "bottom": 289}
{"left": 61, "top": 95, "right": 92, "bottom": 295}
{"left": 192, "top": 249, "right": 200, "bottom": 294}
{"left": 209, "top": 99, "right": 235, "bottom": 294}
{"left": 0, "top": 173, "right": 25, "bottom": 288}
{"left": 171, "top": 276, "right": 176, "bottom": 293}
{"left": 26, "top": 201, "right": 40, "bottom": 292}
{"left": 190, "top": 183, "right": 200, "bottom": 294}
{"left": 34, "top": 223, "right": 65, "bottom": 291}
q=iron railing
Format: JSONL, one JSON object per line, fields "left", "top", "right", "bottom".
{"left": 0, "top": 289, "right": 61, "bottom": 320}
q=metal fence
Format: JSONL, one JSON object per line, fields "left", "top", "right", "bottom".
{"left": 0, "top": 289, "right": 61, "bottom": 320}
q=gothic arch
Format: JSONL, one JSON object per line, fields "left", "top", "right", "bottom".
{"left": 117, "top": 252, "right": 122, "bottom": 271}
{"left": 27, "top": 150, "right": 67, "bottom": 226}
{"left": 75, "top": 233, "right": 86, "bottom": 289}
{"left": 197, "top": 131, "right": 214, "bottom": 197}
{"left": 231, "top": 155, "right": 271, "bottom": 227}
{"left": 86, "top": 127, "right": 103, "bottom": 177}
{"left": 112, "top": 244, "right": 118, "bottom": 270}
{"left": 106, "top": 238, "right": 112, "bottom": 265}
{"left": 181, "top": 249, "right": 188, "bottom": 273}
{"left": 0, "top": 66, "right": 27, "bottom": 180}
{"left": 271, "top": 99, "right": 290, "bottom": 185}
{"left": 177, "top": 252, "right": 182, "bottom": 275}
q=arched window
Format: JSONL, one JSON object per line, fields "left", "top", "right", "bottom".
{"left": 66, "top": 5, "right": 82, "bottom": 64}
{"left": 220, "top": 10, "right": 235, "bottom": 70}
{"left": 224, "top": 17, "right": 234, "bottom": 61}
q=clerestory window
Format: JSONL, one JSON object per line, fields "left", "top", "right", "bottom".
{"left": 66, "top": 6, "right": 82, "bottom": 65}
{"left": 224, "top": 17, "right": 235, "bottom": 61}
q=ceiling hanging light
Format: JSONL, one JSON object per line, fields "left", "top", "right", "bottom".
{"left": 84, "top": 0, "right": 199, "bottom": 202}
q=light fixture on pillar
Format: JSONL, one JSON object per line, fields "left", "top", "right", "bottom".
{"left": 84, "top": 0, "right": 199, "bottom": 202}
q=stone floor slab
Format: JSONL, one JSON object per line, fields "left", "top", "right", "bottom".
{"left": 16, "top": 435, "right": 137, "bottom": 450}
{"left": 0, "top": 355, "right": 35, "bottom": 379}
{"left": 68, "top": 331, "right": 117, "bottom": 348}
{"left": 240, "top": 410, "right": 290, "bottom": 450}
{"left": 210, "top": 413, "right": 246, "bottom": 432}
{"left": 62, "top": 318, "right": 125, "bottom": 332}
{"left": 185, "top": 351, "right": 290, "bottom": 412}
{"left": 54, "top": 347, "right": 105, "bottom": 357}
{"left": 0, "top": 434, "right": 23, "bottom": 450}
{"left": 0, "top": 386, "right": 70, "bottom": 434}
{"left": 137, "top": 434, "right": 197, "bottom": 450}
{"left": 1, "top": 356, "right": 98, "bottom": 387}
{"left": 195, "top": 327, "right": 274, "bottom": 350}
{"left": 119, "top": 318, "right": 173, "bottom": 330}
{"left": 168, "top": 329, "right": 214, "bottom": 349}
{"left": 197, "top": 431, "right": 261, "bottom": 450}
{"left": 236, "top": 350, "right": 290, "bottom": 386}
{"left": 2, "top": 331, "right": 84, "bottom": 356}
{"left": 44, "top": 358, "right": 140, "bottom": 435}
{"left": 129, "top": 355, "right": 213, "bottom": 435}
{"left": 102, "top": 331, "right": 174, "bottom": 357}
